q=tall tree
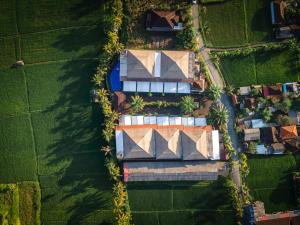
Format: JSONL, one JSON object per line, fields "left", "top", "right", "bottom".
{"left": 207, "top": 84, "right": 222, "bottom": 101}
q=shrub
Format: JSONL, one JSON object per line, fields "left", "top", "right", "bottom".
{"left": 180, "top": 96, "right": 196, "bottom": 114}
{"left": 176, "top": 26, "right": 197, "bottom": 50}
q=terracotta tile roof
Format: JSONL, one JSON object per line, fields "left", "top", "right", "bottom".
{"left": 146, "top": 10, "right": 180, "bottom": 29}
{"left": 280, "top": 125, "right": 298, "bottom": 140}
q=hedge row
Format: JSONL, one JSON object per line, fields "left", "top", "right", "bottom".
{"left": 92, "top": 1, "right": 133, "bottom": 224}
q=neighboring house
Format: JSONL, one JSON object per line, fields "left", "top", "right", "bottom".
{"left": 244, "top": 128, "right": 261, "bottom": 142}
{"left": 261, "top": 127, "right": 278, "bottom": 144}
{"left": 271, "top": 143, "right": 286, "bottom": 154}
{"left": 115, "top": 125, "right": 220, "bottom": 161}
{"left": 256, "top": 144, "right": 268, "bottom": 155}
{"left": 243, "top": 201, "right": 300, "bottom": 225}
{"left": 280, "top": 125, "right": 298, "bottom": 140}
{"left": 252, "top": 119, "right": 266, "bottom": 129}
{"left": 145, "top": 10, "right": 183, "bottom": 31}
{"left": 239, "top": 86, "right": 251, "bottom": 96}
{"left": 262, "top": 84, "right": 282, "bottom": 100}
{"left": 120, "top": 49, "right": 195, "bottom": 93}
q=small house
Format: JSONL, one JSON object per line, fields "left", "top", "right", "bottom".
{"left": 256, "top": 145, "right": 268, "bottom": 155}
{"left": 145, "top": 10, "right": 183, "bottom": 32}
{"left": 239, "top": 86, "right": 251, "bottom": 96}
{"left": 280, "top": 125, "right": 298, "bottom": 140}
{"left": 252, "top": 119, "right": 266, "bottom": 129}
{"left": 272, "top": 143, "right": 286, "bottom": 154}
{"left": 244, "top": 128, "right": 261, "bottom": 142}
{"left": 262, "top": 84, "right": 282, "bottom": 100}
{"left": 261, "top": 127, "right": 278, "bottom": 144}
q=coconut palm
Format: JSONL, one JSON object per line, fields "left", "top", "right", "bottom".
{"left": 101, "top": 146, "right": 112, "bottom": 156}
{"left": 131, "top": 95, "right": 145, "bottom": 113}
{"left": 224, "top": 85, "right": 234, "bottom": 96}
{"left": 209, "top": 104, "right": 228, "bottom": 127}
{"left": 180, "top": 96, "right": 196, "bottom": 115}
{"left": 207, "top": 84, "right": 222, "bottom": 101}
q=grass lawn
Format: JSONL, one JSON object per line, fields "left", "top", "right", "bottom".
{"left": 127, "top": 178, "right": 235, "bottom": 225}
{"left": 219, "top": 48, "right": 300, "bottom": 87}
{"left": 246, "top": 154, "right": 299, "bottom": 213}
{"left": 200, "top": 0, "right": 272, "bottom": 47}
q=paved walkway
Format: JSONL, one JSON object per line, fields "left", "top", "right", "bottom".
{"left": 192, "top": 3, "right": 241, "bottom": 188}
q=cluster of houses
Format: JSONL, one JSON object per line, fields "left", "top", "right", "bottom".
{"left": 107, "top": 8, "right": 225, "bottom": 182}
{"left": 243, "top": 201, "right": 300, "bottom": 225}
{"left": 232, "top": 83, "right": 300, "bottom": 154}
{"left": 271, "top": 0, "right": 300, "bottom": 39}
{"left": 110, "top": 46, "right": 227, "bottom": 181}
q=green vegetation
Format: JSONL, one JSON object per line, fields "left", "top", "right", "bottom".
{"left": 127, "top": 179, "right": 235, "bottom": 225}
{"left": 219, "top": 49, "right": 300, "bottom": 87}
{"left": 0, "top": 1, "right": 115, "bottom": 224}
{"left": 246, "top": 155, "right": 300, "bottom": 213}
{"left": 180, "top": 96, "right": 196, "bottom": 114}
{"left": 200, "top": 0, "right": 272, "bottom": 47}
{"left": 0, "top": 182, "right": 40, "bottom": 225}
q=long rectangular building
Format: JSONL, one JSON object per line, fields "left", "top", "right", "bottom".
{"left": 115, "top": 124, "right": 220, "bottom": 161}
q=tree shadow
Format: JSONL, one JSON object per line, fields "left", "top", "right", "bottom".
{"left": 37, "top": 1, "right": 114, "bottom": 224}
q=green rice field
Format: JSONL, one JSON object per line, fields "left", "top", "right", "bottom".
{"left": 200, "top": 0, "right": 273, "bottom": 47}
{"left": 219, "top": 49, "right": 300, "bottom": 87}
{"left": 246, "top": 154, "right": 300, "bottom": 213}
{"left": 127, "top": 179, "right": 235, "bottom": 225}
{"left": 0, "top": 0, "right": 114, "bottom": 224}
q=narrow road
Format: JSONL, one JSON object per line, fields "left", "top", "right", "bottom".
{"left": 192, "top": 3, "right": 241, "bottom": 188}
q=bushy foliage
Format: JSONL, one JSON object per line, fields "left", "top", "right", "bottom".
{"left": 176, "top": 26, "right": 197, "bottom": 50}
{"left": 180, "top": 96, "right": 196, "bottom": 114}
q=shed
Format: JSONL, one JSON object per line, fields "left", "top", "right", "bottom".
{"left": 252, "top": 119, "right": 266, "bottom": 129}
{"left": 244, "top": 128, "right": 261, "bottom": 141}
{"left": 261, "top": 127, "right": 278, "bottom": 144}
{"left": 239, "top": 86, "right": 251, "bottom": 96}
{"left": 272, "top": 143, "right": 286, "bottom": 154}
{"left": 256, "top": 145, "right": 268, "bottom": 155}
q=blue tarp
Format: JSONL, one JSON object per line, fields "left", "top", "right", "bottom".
{"left": 110, "top": 60, "right": 122, "bottom": 91}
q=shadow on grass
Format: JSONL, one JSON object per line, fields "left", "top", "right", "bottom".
{"left": 38, "top": 1, "right": 114, "bottom": 224}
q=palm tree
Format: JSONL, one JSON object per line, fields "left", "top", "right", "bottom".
{"left": 110, "top": 110, "right": 120, "bottom": 122}
{"left": 209, "top": 104, "right": 228, "bottom": 127}
{"left": 207, "top": 84, "right": 222, "bottom": 101}
{"left": 180, "top": 96, "right": 196, "bottom": 115}
{"left": 224, "top": 85, "right": 234, "bottom": 96}
{"left": 131, "top": 95, "right": 145, "bottom": 113}
{"left": 101, "top": 146, "right": 112, "bottom": 156}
